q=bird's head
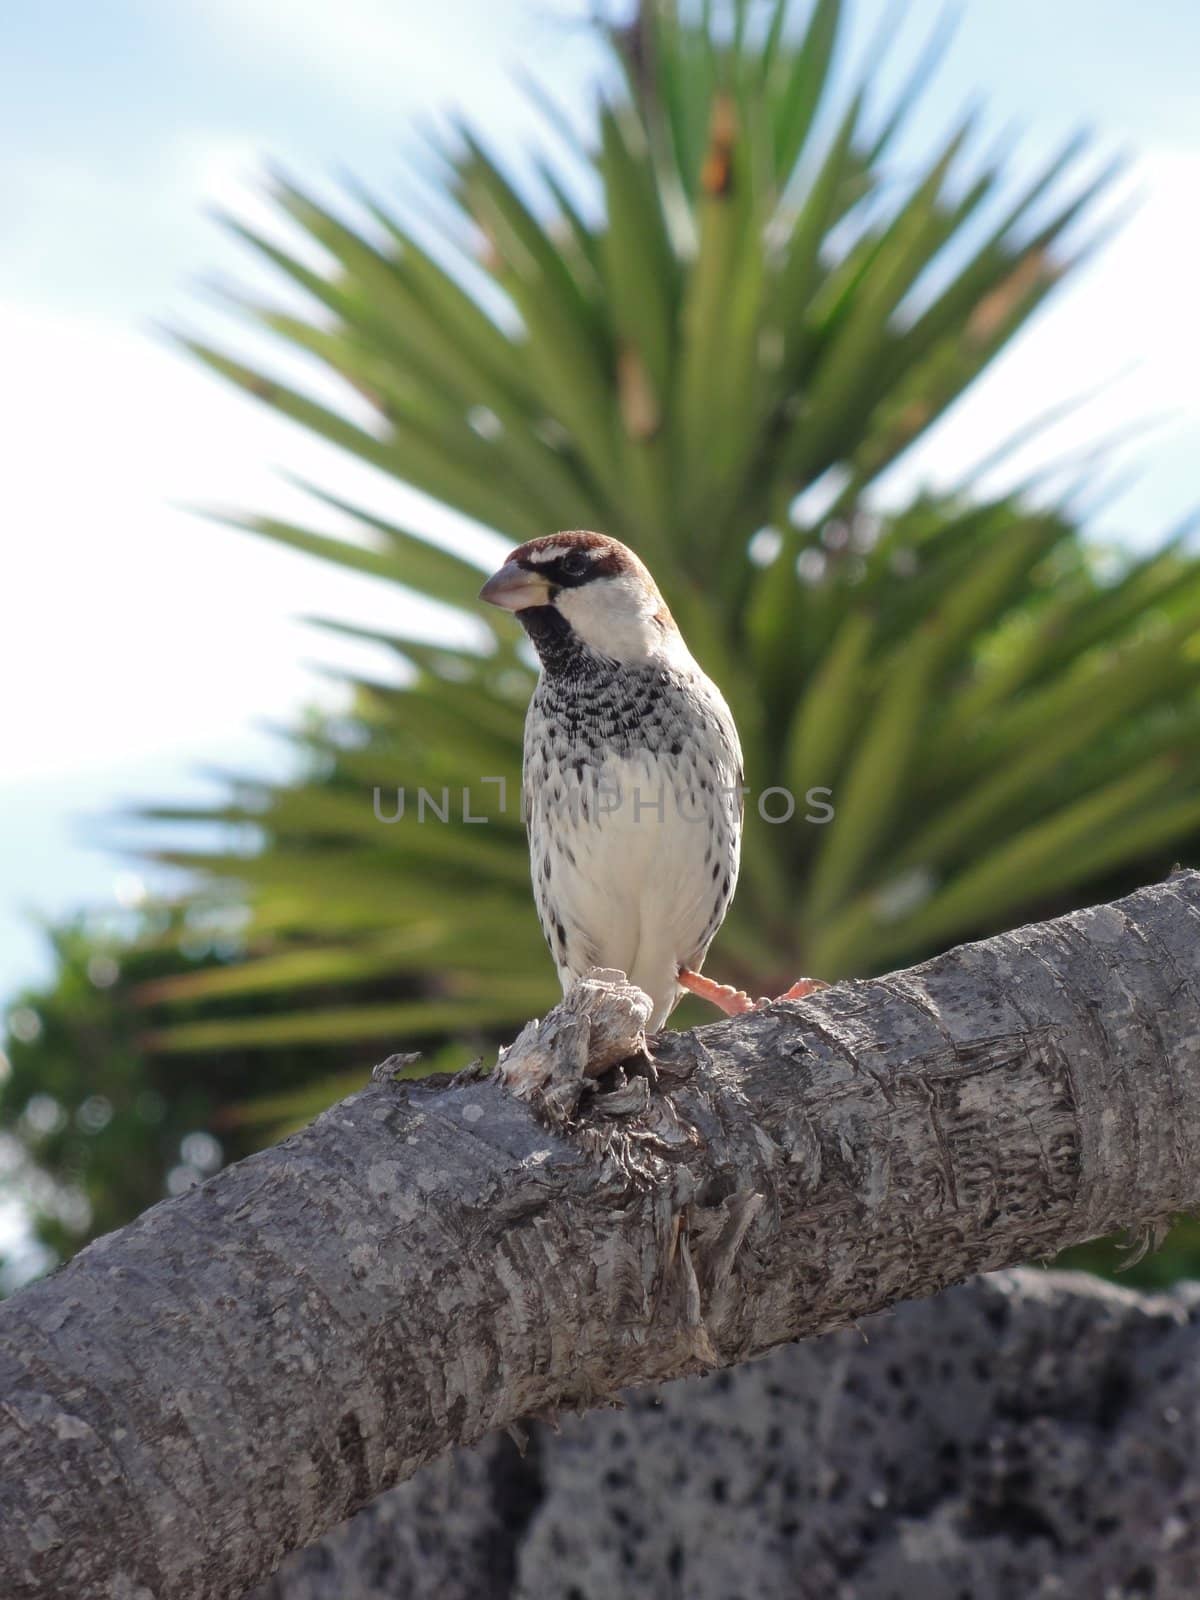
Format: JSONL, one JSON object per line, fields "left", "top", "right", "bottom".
{"left": 479, "top": 531, "right": 678, "bottom": 666}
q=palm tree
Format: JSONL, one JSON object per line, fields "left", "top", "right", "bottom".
{"left": 135, "top": 0, "right": 1200, "bottom": 1103}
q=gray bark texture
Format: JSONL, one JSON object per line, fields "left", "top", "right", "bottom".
{"left": 254, "top": 1268, "right": 1200, "bottom": 1600}
{"left": 2, "top": 872, "right": 1200, "bottom": 1600}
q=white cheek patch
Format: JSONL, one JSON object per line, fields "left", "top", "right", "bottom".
{"left": 557, "top": 576, "right": 663, "bottom": 663}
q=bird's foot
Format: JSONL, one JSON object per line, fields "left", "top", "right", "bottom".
{"left": 678, "top": 968, "right": 828, "bottom": 1017}
{"left": 677, "top": 968, "right": 759, "bottom": 1016}
{"left": 774, "top": 977, "right": 829, "bottom": 1002}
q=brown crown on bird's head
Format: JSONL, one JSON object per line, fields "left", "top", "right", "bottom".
{"left": 479, "top": 531, "right": 678, "bottom": 663}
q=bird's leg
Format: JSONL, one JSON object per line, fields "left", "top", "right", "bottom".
{"left": 678, "top": 968, "right": 830, "bottom": 1017}
{"left": 677, "top": 968, "right": 761, "bottom": 1016}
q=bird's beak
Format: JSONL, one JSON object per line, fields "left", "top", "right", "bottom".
{"left": 478, "top": 560, "right": 551, "bottom": 612}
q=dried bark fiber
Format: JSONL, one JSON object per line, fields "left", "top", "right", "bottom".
{"left": 2, "top": 873, "right": 1200, "bottom": 1599}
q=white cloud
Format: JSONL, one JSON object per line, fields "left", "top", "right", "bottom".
{"left": 0, "top": 298, "right": 497, "bottom": 788}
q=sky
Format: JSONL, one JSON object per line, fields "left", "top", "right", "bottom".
{"left": 0, "top": 0, "right": 1198, "bottom": 1009}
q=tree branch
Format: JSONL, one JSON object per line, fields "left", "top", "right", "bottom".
{"left": 4, "top": 873, "right": 1200, "bottom": 1600}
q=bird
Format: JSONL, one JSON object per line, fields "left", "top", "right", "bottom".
{"left": 479, "top": 530, "right": 823, "bottom": 1031}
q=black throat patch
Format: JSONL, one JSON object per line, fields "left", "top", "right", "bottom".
{"left": 518, "top": 605, "right": 608, "bottom": 678}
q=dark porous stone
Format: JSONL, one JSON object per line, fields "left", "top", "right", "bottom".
{"left": 258, "top": 1269, "right": 1200, "bottom": 1600}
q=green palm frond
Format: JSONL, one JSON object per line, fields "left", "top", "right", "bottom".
{"left": 134, "top": 0, "right": 1200, "bottom": 1082}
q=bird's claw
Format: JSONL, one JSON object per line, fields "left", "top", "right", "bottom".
{"left": 746, "top": 978, "right": 829, "bottom": 1011}
{"left": 773, "top": 978, "right": 829, "bottom": 1003}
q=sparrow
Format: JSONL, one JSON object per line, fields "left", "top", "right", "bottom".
{"left": 480, "top": 530, "right": 822, "bottom": 1031}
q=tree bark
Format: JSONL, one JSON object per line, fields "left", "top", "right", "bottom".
{"left": 3, "top": 872, "right": 1200, "bottom": 1600}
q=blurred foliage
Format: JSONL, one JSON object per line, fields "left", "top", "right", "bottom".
{"left": 5, "top": 0, "right": 1200, "bottom": 1283}
{"left": 153, "top": 0, "right": 1200, "bottom": 1067}
{"left": 1056, "top": 1227, "right": 1200, "bottom": 1292}
{"left": 0, "top": 906, "right": 454, "bottom": 1287}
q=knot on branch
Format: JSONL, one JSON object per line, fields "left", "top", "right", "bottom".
{"left": 494, "top": 968, "right": 653, "bottom": 1121}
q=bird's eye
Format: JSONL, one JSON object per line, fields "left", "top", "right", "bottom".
{"left": 559, "top": 551, "right": 590, "bottom": 579}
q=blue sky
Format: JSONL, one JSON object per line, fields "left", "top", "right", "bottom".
{"left": 0, "top": 0, "right": 1197, "bottom": 1010}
